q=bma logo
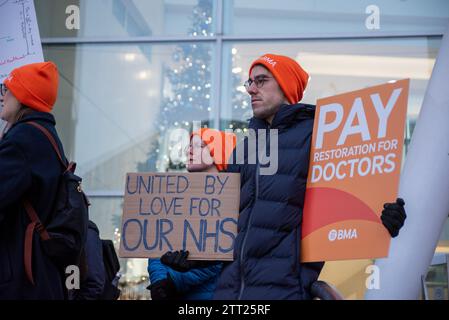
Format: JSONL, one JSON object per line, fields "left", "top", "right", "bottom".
{"left": 260, "top": 56, "right": 277, "bottom": 68}
{"left": 328, "top": 228, "right": 358, "bottom": 242}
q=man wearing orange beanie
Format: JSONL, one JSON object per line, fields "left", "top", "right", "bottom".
{"left": 213, "top": 54, "right": 406, "bottom": 300}
{"left": 245, "top": 53, "right": 309, "bottom": 124}
{"left": 213, "top": 53, "right": 320, "bottom": 300}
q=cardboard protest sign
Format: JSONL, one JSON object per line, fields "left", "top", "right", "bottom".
{"left": 301, "top": 79, "right": 409, "bottom": 262}
{"left": 119, "top": 172, "right": 240, "bottom": 260}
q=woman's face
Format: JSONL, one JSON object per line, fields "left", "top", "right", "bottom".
{"left": 186, "top": 134, "right": 215, "bottom": 172}
{"left": 0, "top": 88, "right": 22, "bottom": 123}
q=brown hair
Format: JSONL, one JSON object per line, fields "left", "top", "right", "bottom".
{"left": 13, "top": 105, "right": 34, "bottom": 124}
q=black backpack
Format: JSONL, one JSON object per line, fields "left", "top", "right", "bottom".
{"left": 100, "top": 239, "right": 121, "bottom": 300}
{"left": 23, "top": 121, "right": 89, "bottom": 285}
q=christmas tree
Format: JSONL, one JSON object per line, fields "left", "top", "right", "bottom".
{"left": 138, "top": 0, "right": 214, "bottom": 172}
{"left": 137, "top": 0, "right": 250, "bottom": 173}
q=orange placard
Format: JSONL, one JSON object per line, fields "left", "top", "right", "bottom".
{"left": 301, "top": 79, "right": 409, "bottom": 262}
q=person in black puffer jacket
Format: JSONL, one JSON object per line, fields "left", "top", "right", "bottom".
{"left": 213, "top": 54, "right": 406, "bottom": 300}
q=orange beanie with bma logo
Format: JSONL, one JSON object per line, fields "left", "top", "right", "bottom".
{"left": 3, "top": 61, "right": 59, "bottom": 113}
{"left": 249, "top": 53, "right": 309, "bottom": 104}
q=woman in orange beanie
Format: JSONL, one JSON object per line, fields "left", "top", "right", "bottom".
{"left": 148, "top": 128, "right": 236, "bottom": 300}
{"left": 187, "top": 128, "right": 237, "bottom": 173}
{"left": 0, "top": 62, "right": 68, "bottom": 299}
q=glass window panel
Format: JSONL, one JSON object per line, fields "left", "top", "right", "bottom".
{"left": 36, "top": 0, "right": 215, "bottom": 38}
{"left": 220, "top": 37, "right": 441, "bottom": 155}
{"left": 43, "top": 42, "right": 215, "bottom": 191}
{"left": 439, "top": 219, "right": 449, "bottom": 241}
{"left": 224, "top": 0, "right": 449, "bottom": 36}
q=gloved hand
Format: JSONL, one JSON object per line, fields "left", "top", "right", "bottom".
{"left": 147, "top": 274, "right": 178, "bottom": 300}
{"left": 161, "top": 250, "right": 219, "bottom": 272}
{"left": 381, "top": 198, "right": 407, "bottom": 238}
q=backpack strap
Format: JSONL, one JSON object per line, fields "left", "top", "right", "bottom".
{"left": 23, "top": 199, "right": 50, "bottom": 285}
{"left": 25, "top": 121, "right": 68, "bottom": 170}
{"left": 22, "top": 121, "right": 67, "bottom": 285}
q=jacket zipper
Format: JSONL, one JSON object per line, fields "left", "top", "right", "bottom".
{"left": 238, "top": 163, "right": 259, "bottom": 300}
{"left": 237, "top": 125, "right": 269, "bottom": 299}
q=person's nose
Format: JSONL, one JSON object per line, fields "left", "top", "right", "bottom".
{"left": 246, "top": 83, "right": 258, "bottom": 96}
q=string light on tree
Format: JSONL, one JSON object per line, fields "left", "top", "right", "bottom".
{"left": 137, "top": 0, "right": 214, "bottom": 173}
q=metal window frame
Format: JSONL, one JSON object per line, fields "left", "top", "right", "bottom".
{"left": 39, "top": 0, "right": 445, "bottom": 199}
{"left": 41, "top": 30, "right": 444, "bottom": 44}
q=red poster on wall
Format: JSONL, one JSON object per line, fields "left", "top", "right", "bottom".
{"left": 301, "top": 79, "right": 409, "bottom": 262}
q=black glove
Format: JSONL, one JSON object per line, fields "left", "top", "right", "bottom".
{"left": 381, "top": 198, "right": 407, "bottom": 238}
{"left": 161, "top": 250, "right": 219, "bottom": 272}
{"left": 147, "top": 274, "right": 178, "bottom": 300}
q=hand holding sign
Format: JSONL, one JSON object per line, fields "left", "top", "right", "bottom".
{"left": 161, "top": 250, "right": 220, "bottom": 272}
{"left": 381, "top": 198, "right": 407, "bottom": 238}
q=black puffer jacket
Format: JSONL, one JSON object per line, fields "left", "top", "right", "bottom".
{"left": 214, "top": 103, "right": 324, "bottom": 300}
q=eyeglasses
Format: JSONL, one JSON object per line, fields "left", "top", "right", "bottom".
{"left": 0, "top": 84, "right": 7, "bottom": 97}
{"left": 244, "top": 75, "right": 273, "bottom": 91}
